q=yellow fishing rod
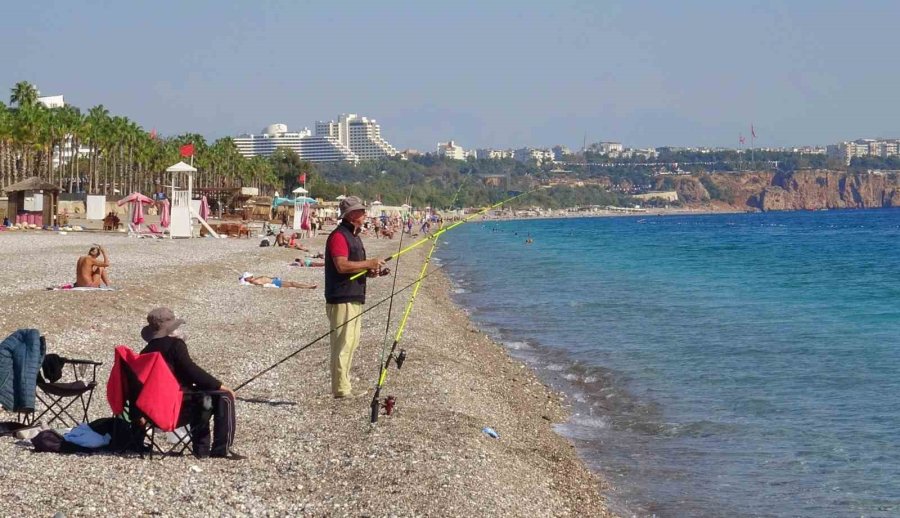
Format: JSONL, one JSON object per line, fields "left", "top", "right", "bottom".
{"left": 369, "top": 182, "right": 467, "bottom": 423}
{"left": 350, "top": 186, "right": 543, "bottom": 281}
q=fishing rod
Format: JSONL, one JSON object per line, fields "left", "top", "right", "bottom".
{"left": 369, "top": 181, "right": 467, "bottom": 423}
{"left": 348, "top": 186, "right": 543, "bottom": 281}
{"left": 369, "top": 188, "right": 414, "bottom": 412}
{"left": 232, "top": 258, "right": 454, "bottom": 392}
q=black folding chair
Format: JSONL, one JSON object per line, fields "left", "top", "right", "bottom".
{"left": 21, "top": 337, "right": 102, "bottom": 427}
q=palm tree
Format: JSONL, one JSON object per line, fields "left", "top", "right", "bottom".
{"left": 85, "top": 105, "right": 109, "bottom": 193}
{"left": 10, "top": 81, "right": 39, "bottom": 109}
{"left": 0, "top": 101, "right": 12, "bottom": 188}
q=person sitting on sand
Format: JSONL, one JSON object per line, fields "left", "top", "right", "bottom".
{"left": 75, "top": 245, "right": 111, "bottom": 287}
{"left": 140, "top": 307, "right": 244, "bottom": 460}
{"left": 240, "top": 272, "right": 317, "bottom": 289}
{"left": 287, "top": 233, "right": 309, "bottom": 251}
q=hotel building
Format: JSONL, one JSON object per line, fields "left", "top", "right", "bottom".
{"left": 233, "top": 124, "right": 358, "bottom": 163}
{"left": 314, "top": 114, "right": 398, "bottom": 160}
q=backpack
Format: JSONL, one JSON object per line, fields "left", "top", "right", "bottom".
{"left": 259, "top": 239, "right": 270, "bottom": 247}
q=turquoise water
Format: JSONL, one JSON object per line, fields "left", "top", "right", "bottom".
{"left": 438, "top": 209, "right": 900, "bottom": 517}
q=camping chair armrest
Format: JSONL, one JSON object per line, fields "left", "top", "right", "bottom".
{"left": 65, "top": 358, "right": 102, "bottom": 383}
{"left": 65, "top": 359, "right": 103, "bottom": 366}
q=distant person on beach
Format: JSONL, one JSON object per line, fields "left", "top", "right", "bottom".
{"left": 75, "top": 245, "right": 111, "bottom": 287}
{"left": 140, "top": 307, "right": 243, "bottom": 460}
{"left": 240, "top": 273, "right": 317, "bottom": 289}
{"left": 325, "top": 196, "right": 386, "bottom": 399}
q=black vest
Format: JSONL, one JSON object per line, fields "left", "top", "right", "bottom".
{"left": 324, "top": 220, "right": 367, "bottom": 304}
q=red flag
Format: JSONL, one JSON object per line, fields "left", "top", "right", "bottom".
{"left": 299, "top": 173, "right": 307, "bottom": 184}
{"left": 180, "top": 143, "right": 194, "bottom": 158}
{"left": 751, "top": 125, "right": 757, "bottom": 139}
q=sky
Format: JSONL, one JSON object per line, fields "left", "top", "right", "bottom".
{"left": 2, "top": 0, "right": 899, "bottom": 151}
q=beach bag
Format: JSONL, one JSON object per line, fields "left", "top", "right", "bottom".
{"left": 259, "top": 239, "right": 270, "bottom": 247}
{"left": 31, "top": 430, "right": 64, "bottom": 452}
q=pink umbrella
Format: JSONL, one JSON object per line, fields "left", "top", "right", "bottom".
{"left": 116, "top": 192, "right": 154, "bottom": 207}
{"left": 199, "top": 195, "right": 210, "bottom": 221}
{"left": 160, "top": 199, "right": 171, "bottom": 228}
{"left": 300, "top": 203, "right": 311, "bottom": 230}
{"left": 131, "top": 201, "right": 145, "bottom": 226}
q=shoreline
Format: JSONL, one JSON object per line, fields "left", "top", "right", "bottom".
{"left": 0, "top": 230, "right": 612, "bottom": 516}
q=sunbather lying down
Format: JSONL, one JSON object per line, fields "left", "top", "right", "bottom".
{"left": 289, "top": 257, "right": 325, "bottom": 267}
{"left": 240, "top": 272, "right": 316, "bottom": 289}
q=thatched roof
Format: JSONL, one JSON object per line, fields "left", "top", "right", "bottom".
{"left": 3, "top": 177, "right": 61, "bottom": 193}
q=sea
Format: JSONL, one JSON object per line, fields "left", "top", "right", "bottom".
{"left": 436, "top": 208, "right": 900, "bottom": 518}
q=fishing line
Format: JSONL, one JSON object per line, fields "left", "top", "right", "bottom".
{"left": 369, "top": 180, "right": 467, "bottom": 422}
{"left": 348, "top": 186, "right": 544, "bottom": 281}
{"left": 232, "top": 259, "right": 455, "bottom": 392}
{"left": 374, "top": 188, "right": 413, "bottom": 379}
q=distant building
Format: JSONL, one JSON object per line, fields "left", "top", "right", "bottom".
{"left": 234, "top": 124, "right": 358, "bottom": 163}
{"left": 827, "top": 138, "right": 900, "bottom": 165}
{"left": 476, "top": 149, "right": 514, "bottom": 160}
{"left": 314, "top": 114, "right": 398, "bottom": 160}
{"left": 437, "top": 140, "right": 467, "bottom": 160}
{"left": 514, "top": 147, "right": 554, "bottom": 165}
{"left": 37, "top": 95, "right": 65, "bottom": 109}
{"left": 37, "top": 94, "right": 90, "bottom": 167}
{"left": 589, "top": 141, "right": 624, "bottom": 157}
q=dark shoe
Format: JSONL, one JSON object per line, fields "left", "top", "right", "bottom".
{"left": 333, "top": 390, "right": 368, "bottom": 399}
{"left": 211, "top": 449, "right": 247, "bottom": 461}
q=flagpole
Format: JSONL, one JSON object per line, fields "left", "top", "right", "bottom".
{"left": 750, "top": 125, "right": 755, "bottom": 167}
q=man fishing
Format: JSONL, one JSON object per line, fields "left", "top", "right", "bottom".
{"left": 325, "top": 196, "right": 385, "bottom": 399}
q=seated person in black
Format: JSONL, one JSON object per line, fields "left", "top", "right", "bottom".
{"left": 140, "top": 307, "right": 243, "bottom": 460}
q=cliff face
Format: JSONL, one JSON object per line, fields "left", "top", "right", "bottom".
{"left": 692, "top": 170, "right": 900, "bottom": 211}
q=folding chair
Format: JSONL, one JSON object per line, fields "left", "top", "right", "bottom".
{"left": 107, "top": 345, "right": 206, "bottom": 458}
{"left": 21, "top": 337, "right": 102, "bottom": 427}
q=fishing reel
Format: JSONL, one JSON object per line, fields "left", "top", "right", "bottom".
{"left": 370, "top": 395, "right": 396, "bottom": 423}
{"left": 395, "top": 349, "right": 407, "bottom": 369}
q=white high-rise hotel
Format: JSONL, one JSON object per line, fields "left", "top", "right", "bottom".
{"left": 234, "top": 114, "right": 398, "bottom": 163}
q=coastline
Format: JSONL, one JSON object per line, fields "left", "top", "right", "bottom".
{"left": 0, "top": 229, "right": 612, "bottom": 516}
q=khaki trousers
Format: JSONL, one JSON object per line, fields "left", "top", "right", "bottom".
{"left": 326, "top": 302, "right": 363, "bottom": 397}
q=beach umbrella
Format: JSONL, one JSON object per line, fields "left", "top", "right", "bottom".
{"left": 300, "top": 202, "right": 311, "bottom": 230}
{"left": 131, "top": 201, "right": 145, "bottom": 226}
{"left": 199, "top": 195, "right": 210, "bottom": 220}
{"left": 294, "top": 196, "right": 317, "bottom": 204}
{"left": 116, "top": 192, "right": 154, "bottom": 206}
{"left": 160, "top": 199, "right": 171, "bottom": 228}
{"left": 336, "top": 195, "right": 346, "bottom": 201}
{"left": 292, "top": 186, "right": 308, "bottom": 194}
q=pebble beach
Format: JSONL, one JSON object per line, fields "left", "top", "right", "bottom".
{"left": 0, "top": 228, "right": 611, "bottom": 517}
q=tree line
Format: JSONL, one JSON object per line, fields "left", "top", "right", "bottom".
{"left": 0, "top": 81, "right": 278, "bottom": 196}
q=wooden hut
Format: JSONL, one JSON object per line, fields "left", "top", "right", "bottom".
{"left": 3, "top": 177, "right": 60, "bottom": 227}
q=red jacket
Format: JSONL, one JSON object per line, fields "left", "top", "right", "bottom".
{"left": 107, "top": 345, "right": 183, "bottom": 432}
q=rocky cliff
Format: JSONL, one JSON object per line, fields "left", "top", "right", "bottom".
{"left": 662, "top": 170, "right": 900, "bottom": 211}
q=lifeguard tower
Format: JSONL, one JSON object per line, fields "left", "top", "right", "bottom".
{"left": 166, "top": 161, "right": 195, "bottom": 238}
{"left": 165, "top": 161, "right": 219, "bottom": 238}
